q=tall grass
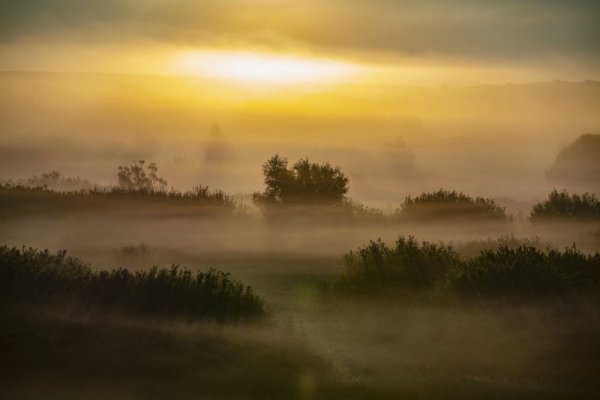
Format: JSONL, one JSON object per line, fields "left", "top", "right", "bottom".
{"left": 0, "top": 246, "right": 265, "bottom": 321}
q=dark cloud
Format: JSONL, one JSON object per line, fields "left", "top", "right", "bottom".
{"left": 1, "top": 0, "right": 598, "bottom": 64}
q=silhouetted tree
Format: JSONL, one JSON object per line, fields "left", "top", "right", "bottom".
{"left": 117, "top": 160, "right": 167, "bottom": 192}
{"left": 546, "top": 134, "right": 600, "bottom": 188}
{"left": 253, "top": 155, "right": 349, "bottom": 205}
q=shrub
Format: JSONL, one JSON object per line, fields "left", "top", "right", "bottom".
{"left": 453, "top": 235, "right": 544, "bottom": 260}
{"left": 0, "top": 246, "right": 265, "bottom": 321}
{"left": 531, "top": 190, "right": 600, "bottom": 222}
{"left": 452, "top": 245, "right": 600, "bottom": 298}
{"left": 334, "top": 236, "right": 600, "bottom": 300}
{"left": 395, "top": 189, "right": 510, "bottom": 222}
{"left": 0, "top": 183, "right": 238, "bottom": 218}
{"left": 335, "top": 236, "right": 459, "bottom": 294}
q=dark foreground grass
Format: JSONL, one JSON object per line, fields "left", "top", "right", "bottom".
{"left": 0, "top": 246, "right": 265, "bottom": 322}
{"left": 1, "top": 244, "right": 599, "bottom": 398}
{"left": 1, "top": 310, "right": 597, "bottom": 400}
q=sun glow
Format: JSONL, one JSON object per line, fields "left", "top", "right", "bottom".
{"left": 170, "top": 51, "right": 362, "bottom": 85}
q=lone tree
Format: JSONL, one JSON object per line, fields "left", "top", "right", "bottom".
{"left": 546, "top": 133, "right": 600, "bottom": 188}
{"left": 117, "top": 160, "right": 167, "bottom": 192}
{"left": 253, "top": 155, "right": 349, "bottom": 206}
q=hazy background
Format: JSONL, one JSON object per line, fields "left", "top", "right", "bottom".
{"left": 2, "top": 0, "right": 599, "bottom": 210}
{"left": 1, "top": 72, "right": 599, "bottom": 212}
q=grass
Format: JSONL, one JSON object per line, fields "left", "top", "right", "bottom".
{"left": 1, "top": 310, "right": 597, "bottom": 400}
{"left": 1, "top": 242, "right": 599, "bottom": 399}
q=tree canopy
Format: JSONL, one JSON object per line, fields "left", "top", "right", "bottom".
{"left": 253, "top": 155, "right": 349, "bottom": 206}
{"left": 117, "top": 160, "right": 167, "bottom": 192}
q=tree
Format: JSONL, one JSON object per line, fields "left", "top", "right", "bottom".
{"left": 546, "top": 133, "right": 600, "bottom": 188}
{"left": 117, "top": 160, "right": 167, "bottom": 192}
{"left": 253, "top": 155, "right": 349, "bottom": 205}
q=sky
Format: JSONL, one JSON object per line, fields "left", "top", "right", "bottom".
{"left": 1, "top": 0, "right": 599, "bottom": 86}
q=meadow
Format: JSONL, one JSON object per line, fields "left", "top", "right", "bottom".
{"left": 1, "top": 159, "right": 599, "bottom": 399}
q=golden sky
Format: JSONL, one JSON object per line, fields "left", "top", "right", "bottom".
{"left": 1, "top": 1, "right": 599, "bottom": 86}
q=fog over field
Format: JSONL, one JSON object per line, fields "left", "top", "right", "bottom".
{"left": 1, "top": 1, "right": 600, "bottom": 399}
{"left": 2, "top": 72, "right": 599, "bottom": 205}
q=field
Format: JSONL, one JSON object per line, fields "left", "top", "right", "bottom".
{"left": 1, "top": 180, "right": 599, "bottom": 399}
{"left": 1, "top": 8, "right": 600, "bottom": 395}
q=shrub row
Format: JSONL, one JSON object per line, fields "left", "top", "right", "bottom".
{"left": 0, "top": 246, "right": 265, "bottom": 321}
{"left": 0, "top": 184, "right": 237, "bottom": 217}
{"left": 335, "top": 236, "right": 600, "bottom": 299}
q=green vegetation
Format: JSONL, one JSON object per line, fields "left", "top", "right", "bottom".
{"left": 531, "top": 190, "right": 600, "bottom": 222}
{"left": 0, "top": 183, "right": 237, "bottom": 218}
{"left": 0, "top": 160, "right": 237, "bottom": 218}
{"left": 335, "top": 236, "right": 600, "bottom": 299}
{"left": 453, "top": 245, "right": 600, "bottom": 298}
{"left": 336, "top": 237, "right": 458, "bottom": 294}
{"left": 395, "top": 189, "right": 510, "bottom": 222}
{"left": 0, "top": 246, "right": 265, "bottom": 321}
{"left": 453, "top": 235, "right": 544, "bottom": 260}
{"left": 253, "top": 154, "right": 349, "bottom": 206}
{"left": 2, "top": 156, "right": 600, "bottom": 398}
{"left": 252, "top": 154, "right": 391, "bottom": 223}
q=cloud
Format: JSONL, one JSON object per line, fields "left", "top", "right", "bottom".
{"left": 1, "top": 0, "right": 598, "bottom": 67}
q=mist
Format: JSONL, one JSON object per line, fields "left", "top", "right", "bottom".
{"left": 2, "top": 1, "right": 600, "bottom": 397}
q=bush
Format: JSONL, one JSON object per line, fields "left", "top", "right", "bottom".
{"left": 0, "top": 246, "right": 265, "bottom": 321}
{"left": 453, "top": 235, "right": 544, "bottom": 260}
{"left": 452, "top": 245, "right": 600, "bottom": 298}
{"left": 395, "top": 189, "right": 510, "bottom": 222}
{"left": 531, "top": 190, "right": 600, "bottom": 222}
{"left": 335, "top": 236, "right": 459, "bottom": 294}
{"left": 0, "top": 183, "right": 238, "bottom": 218}
{"left": 334, "top": 236, "right": 600, "bottom": 300}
